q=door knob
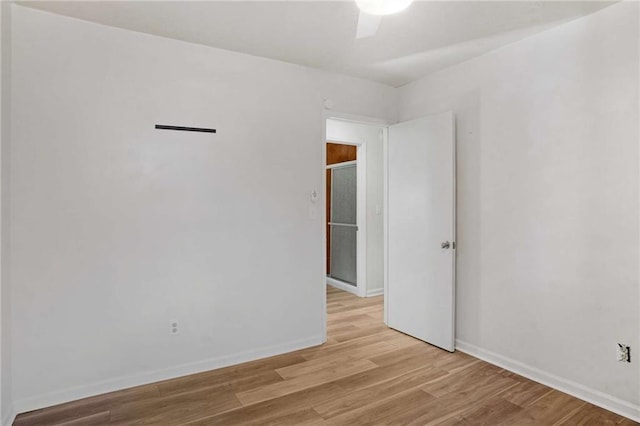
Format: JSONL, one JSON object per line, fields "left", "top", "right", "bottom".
{"left": 441, "top": 241, "right": 451, "bottom": 249}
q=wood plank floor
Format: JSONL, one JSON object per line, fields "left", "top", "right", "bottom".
{"left": 14, "top": 286, "right": 637, "bottom": 425}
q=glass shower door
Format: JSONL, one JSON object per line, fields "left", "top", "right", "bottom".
{"left": 329, "top": 164, "right": 357, "bottom": 285}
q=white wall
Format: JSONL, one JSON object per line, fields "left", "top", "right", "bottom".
{"left": 0, "top": 2, "right": 13, "bottom": 425}
{"left": 10, "top": 5, "right": 396, "bottom": 412}
{"left": 398, "top": 2, "right": 639, "bottom": 418}
{"left": 8, "top": 1, "right": 640, "bottom": 421}
{"left": 326, "top": 119, "right": 385, "bottom": 296}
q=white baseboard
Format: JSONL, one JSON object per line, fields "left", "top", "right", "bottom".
{"left": 366, "top": 288, "right": 383, "bottom": 297}
{"left": 326, "top": 277, "right": 359, "bottom": 296}
{"left": 2, "top": 405, "right": 16, "bottom": 426}
{"left": 455, "top": 339, "right": 640, "bottom": 423}
{"left": 13, "top": 335, "right": 324, "bottom": 416}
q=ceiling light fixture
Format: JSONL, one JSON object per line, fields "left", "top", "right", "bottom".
{"left": 356, "top": 0, "right": 414, "bottom": 16}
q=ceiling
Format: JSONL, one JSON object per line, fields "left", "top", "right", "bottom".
{"left": 19, "top": 1, "right": 615, "bottom": 87}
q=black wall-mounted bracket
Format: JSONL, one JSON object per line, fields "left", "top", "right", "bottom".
{"left": 155, "top": 124, "right": 216, "bottom": 133}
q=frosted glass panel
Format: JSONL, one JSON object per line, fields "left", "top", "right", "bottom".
{"left": 330, "top": 226, "right": 357, "bottom": 285}
{"left": 329, "top": 164, "right": 357, "bottom": 285}
{"left": 331, "top": 166, "right": 357, "bottom": 224}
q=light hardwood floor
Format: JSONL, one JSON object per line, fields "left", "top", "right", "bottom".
{"left": 14, "top": 286, "right": 637, "bottom": 425}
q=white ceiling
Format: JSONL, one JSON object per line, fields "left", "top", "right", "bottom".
{"left": 19, "top": 1, "right": 615, "bottom": 87}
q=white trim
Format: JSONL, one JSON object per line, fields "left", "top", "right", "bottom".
{"left": 326, "top": 160, "right": 357, "bottom": 169}
{"left": 326, "top": 277, "right": 359, "bottom": 296}
{"left": 320, "top": 114, "right": 328, "bottom": 343}
{"left": 450, "top": 112, "right": 457, "bottom": 351}
{"left": 327, "top": 159, "right": 360, "bottom": 292}
{"left": 456, "top": 339, "right": 640, "bottom": 423}
{"left": 322, "top": 110, "right": 390, "bottom": 128}
{"left": 2, "top": 406, "right": 15, "bottom": 426}
{"left": 355, "top": 142, "right": 367, "bottom": 298}
{"left": 366, "top": 288, "right": 384, "bottom": 297}
{"left": 13, "top": 336, "right": 323, "bottom": 416}
{"left": 382, "top": 127, "right": 389, "bottom": 325}
{"left": 326, "top": 135, "right": 365, "bottom": 146}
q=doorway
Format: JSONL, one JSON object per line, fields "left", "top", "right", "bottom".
{"left": 324, "top": 117, "right": 386, "bottom": 302}
{"left": 322, "top": 112, "right": 456, "bottom": 353}
{"left": 323, "top": 116, "right": 386, "bottom": 350}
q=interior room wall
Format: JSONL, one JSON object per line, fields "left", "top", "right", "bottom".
{"left": 0, "top": 2, "right": 13, "bottom": 424}
{"left": 9, "top": 5, "right": 396, "bottom": 412}
{"left": 326, "top": 119, "right": 385, "bottom": 297}
{"left": 7, "top": 0, "right": 640, "bottom": 422}
{"left": 397, "top": 2, "right": 639, "bottom": 419}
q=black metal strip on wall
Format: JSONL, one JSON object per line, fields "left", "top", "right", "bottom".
{"left": 155, "top": 125, "right": 216, "bottom": 133}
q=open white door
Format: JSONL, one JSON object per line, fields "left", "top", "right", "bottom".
{"left": 386, "top": 111, "right": 456, "bottom": 352}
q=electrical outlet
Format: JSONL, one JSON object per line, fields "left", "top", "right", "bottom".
{"left": 170, "top": 320, "right": 179, "bottom": 335}
{"left": 617, "top": 343, "right": 630, "bottom": 363}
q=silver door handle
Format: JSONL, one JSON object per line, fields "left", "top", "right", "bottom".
{"left": 441, "top": 241, "right": 451, "bottom": 249}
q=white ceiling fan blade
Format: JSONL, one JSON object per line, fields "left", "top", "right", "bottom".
{"left": 356, "top": 11, "right": 382, "bottom": 39}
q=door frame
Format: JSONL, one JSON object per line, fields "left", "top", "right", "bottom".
{"left": 321, "top": 111, "right": 389, "bottom": 341}
{"left": 321, "top": 110, "right": 456, "bottom": 346}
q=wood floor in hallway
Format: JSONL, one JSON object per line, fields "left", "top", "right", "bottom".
{"left": 14, "top": 286, "right": 637, "bottom": 425}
